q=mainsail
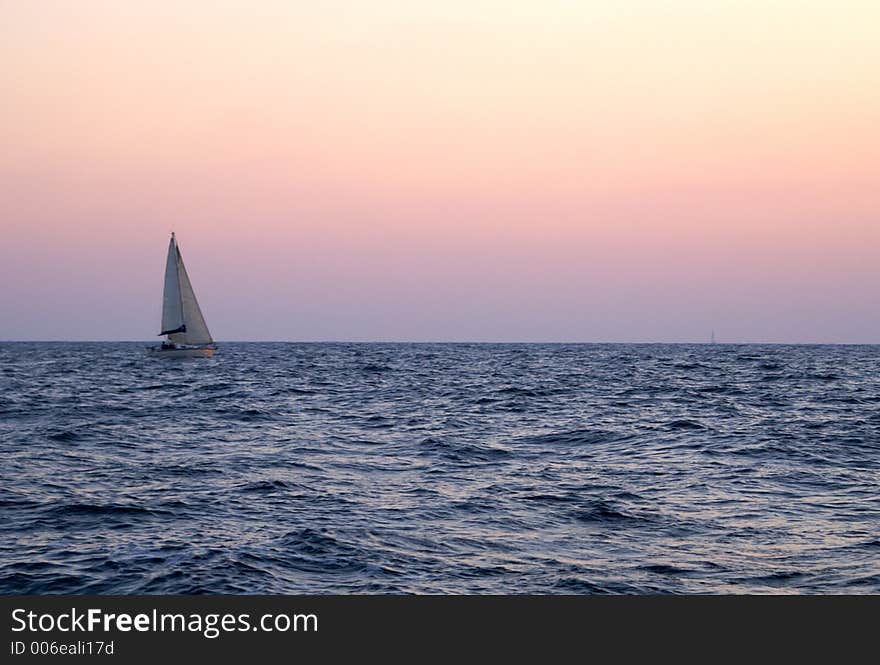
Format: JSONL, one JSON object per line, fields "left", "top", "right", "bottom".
{"left": 160, "top": 233, "right": 213, "bottom": 345}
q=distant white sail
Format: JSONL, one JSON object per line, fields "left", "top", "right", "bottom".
{"left": 160, "top": 233, "right": 213, "bottom": 345}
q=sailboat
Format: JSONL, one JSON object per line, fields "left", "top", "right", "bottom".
{"left": 149, "top": 232, "right": 216, "bottom": 358}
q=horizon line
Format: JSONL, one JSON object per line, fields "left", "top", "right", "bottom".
{"left": 1, "top": 339, "right": 878, "bottom": 346}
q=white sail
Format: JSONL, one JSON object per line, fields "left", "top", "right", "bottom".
{"left": 173, "top": 247, "right": 213, "bottom": 345}
{"left": 160, "top": 233, "right": 213, "bottom": 345}
{"left": 160, "top": 235, "right": 184, "bottom": 336}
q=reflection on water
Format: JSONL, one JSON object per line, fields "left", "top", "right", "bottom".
{"left": 0, "top": 342, "right": 878, "bottom": 593}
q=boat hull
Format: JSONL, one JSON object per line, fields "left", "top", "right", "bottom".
{"left": 148, "top": 346, "right": 215, "bottom": 358}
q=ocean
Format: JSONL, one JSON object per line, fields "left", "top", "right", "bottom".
{"left": 1, "top": 342, "right": 878, "bottom": 594}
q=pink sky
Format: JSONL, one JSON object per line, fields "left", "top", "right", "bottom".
{"left": 1, "top": 1, "right": 878, "bottom": 341}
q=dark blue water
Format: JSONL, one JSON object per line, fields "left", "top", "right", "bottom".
{"left": 1, "top": 342, "right": 878, "bottom": 594}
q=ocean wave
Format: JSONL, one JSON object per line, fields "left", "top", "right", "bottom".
{"left": 2, "top": 341, "right": 878, "bottom": 593}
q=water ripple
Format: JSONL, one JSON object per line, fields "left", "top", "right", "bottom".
{"left": 1, "top": 341, "right": 878, "bottom": 594}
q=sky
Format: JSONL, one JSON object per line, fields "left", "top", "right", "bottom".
{"left": 1, "top": 1, "right": 878, "bottom": 342}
